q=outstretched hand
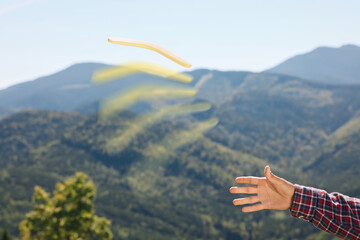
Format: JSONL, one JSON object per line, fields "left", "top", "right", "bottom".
{"left": 230, "top": 166, "right": 295, "bottom": 212}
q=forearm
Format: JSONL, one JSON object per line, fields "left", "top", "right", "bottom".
{"left": 290, "top": 184, "right": 360, "bottom": 239}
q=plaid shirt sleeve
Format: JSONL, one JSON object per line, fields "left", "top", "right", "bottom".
{"left": 290, "top": 184, "right": 360, "bottom": 239}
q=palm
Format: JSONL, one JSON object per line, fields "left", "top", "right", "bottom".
{"left": 230, "top": 166, "right": 295, "bottom": 212}
{"left": 257, "top": 177, "right": 293, "bottom": 210}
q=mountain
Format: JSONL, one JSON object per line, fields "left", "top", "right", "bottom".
{"left": 0, "top": 64, "right": 250, "bottom": 118}
{"left": 2, "top": 44, "right": 360, "bottom": 118}
{"left": 0, "top": 62, "right": 192, "bottom": 117}
{"left": 265, "top": 44, "right": 360, "bottom": 84}
{"left": 1, "top": 42, "right": 359, "bottom": 116}
{"left": 0, "top": 63, "right": 107, "bottom": 114}
{"left": 1, "top": 59, "right": 360, "bottom": 239}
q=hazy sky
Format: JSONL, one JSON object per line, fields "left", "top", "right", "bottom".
{"left": 1, "top": 0, "right": 359, "bottom": 89}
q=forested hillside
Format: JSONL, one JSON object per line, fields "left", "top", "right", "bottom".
{"left": 1, "top": 83, "right": 359, "bottom": 239}
{"left": 1, "top": 62, "right": 360, "bottom": 239}
{"left": 207, "top": 73, "right": 360, "bottom": 167}
{"left": 0, "top": 110, "right": 315, "bottom": 240}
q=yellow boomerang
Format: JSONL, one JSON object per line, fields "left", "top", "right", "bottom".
{"left": 108, "top": 37, "right": 192, "bottom": 68}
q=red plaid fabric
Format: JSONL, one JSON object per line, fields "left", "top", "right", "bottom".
{"left": 290, "top": 184, "right": 360, "bottom": 239}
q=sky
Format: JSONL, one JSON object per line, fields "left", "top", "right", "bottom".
{"left": 0, "top": 0, "right": 359, "bottom": 90}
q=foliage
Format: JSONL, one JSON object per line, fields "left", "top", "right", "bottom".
{"left": 0, "top": 229, "right": 12, "bottom": 240}
{"left": 19, "top": 172, "right": 112, "bottom": 240}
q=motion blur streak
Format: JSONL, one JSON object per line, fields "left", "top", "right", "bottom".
{"left": 92, "top": 61, "right": 193, "bottom": 84}
{"left": 106, "top": 103, "right": 212, "bottom": 152}
{"left": 100, "top": 85, "right": 198, "bottom": 119}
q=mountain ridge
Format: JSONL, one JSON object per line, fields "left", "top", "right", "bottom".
{"left": 1, "top": 61, "right": 358, "bottom": 119}
{"left": 265, "top": 44, "right": 360, "bottom": 84}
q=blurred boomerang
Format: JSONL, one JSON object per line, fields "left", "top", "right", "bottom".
{"left": 108, "top": 37, "right": 192, "bottom": 68}
{"left": 105, "top": 102, "right": 212, "bottom": 153}
{"left": 92, "top": 61, "right": 193, "bottom": 84}
{"left": 100, "top": 85, "right": 198, "bottom": 119}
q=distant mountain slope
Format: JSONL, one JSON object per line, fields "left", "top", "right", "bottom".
{"left": 0, "top": 62, "right": 193, "bottom": 116}
{"left": 0, "top": 60, "right": 355, "bottom": 118}
{"left": 0, "top": 65, "right": 248, "bottom": 117}
{"left": 0, "top": 63, "right": 108, "bottom": 113}
{"left": 265, "top": 44, "right": 360, "bottom": 84}
{"left": 0, "top": 64, "right": 252, "bottom": 118}
{"left": 2, "top": 48, "right": 360, "bottom": 119}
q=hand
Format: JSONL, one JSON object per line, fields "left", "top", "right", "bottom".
{"left": 230, "top": 166, "right": 295, "bottom": 212}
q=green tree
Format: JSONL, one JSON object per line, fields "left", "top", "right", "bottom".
{"left": 1, "top": 229, "right": 12, "bottom": 240}
{"left": 19, "top": 172, "right": 113, "bottom": 240}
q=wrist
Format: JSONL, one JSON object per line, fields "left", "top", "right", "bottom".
{"left": 287, "top": 183, "right": 295, "bottom": 210}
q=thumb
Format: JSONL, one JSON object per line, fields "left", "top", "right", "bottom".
{"left": 264, "top": 165, "right": 280, "bottom": 183}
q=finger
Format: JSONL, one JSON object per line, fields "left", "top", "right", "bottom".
{"left": 264, "top": 165, "right": 282, "bottom": 184}
{"left": 229, "top": 186, "right": 258, "bottom": 194}
{"left": 242, "top": 203, "right": 266, "bottom": 213}
{"left": 233, "top": 196, "right": 260, "bottom": 206}
{"left": 235, "top": 176, "right": 262, "bottom": 185}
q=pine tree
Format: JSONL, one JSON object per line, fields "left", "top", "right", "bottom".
{"left": 19, "top": 172, "right": 113, "bottom": 240}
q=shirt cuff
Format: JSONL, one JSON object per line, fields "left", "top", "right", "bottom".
{"left": 290, "top": 184, "right": 322, "bottom": 222}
